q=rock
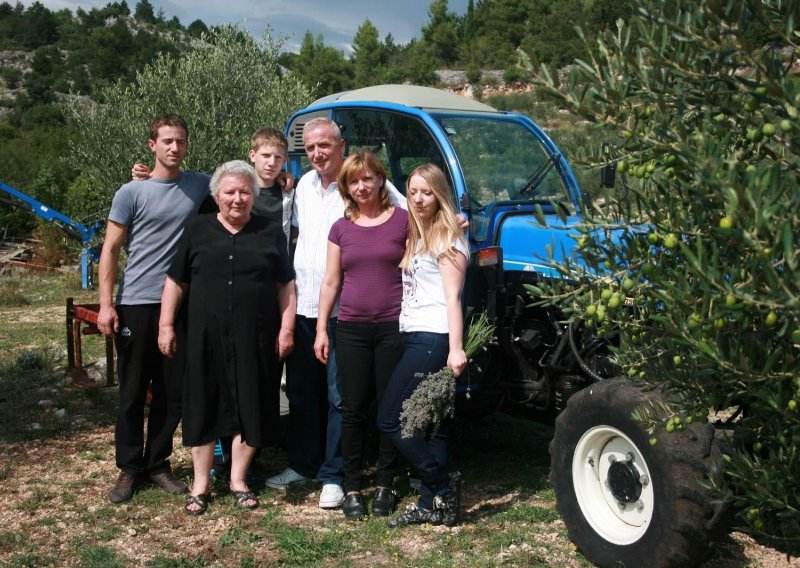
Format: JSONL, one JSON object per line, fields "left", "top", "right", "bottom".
{"left": 30, "top": 423, "right": 41, "bottom": 430}
{"left": 38, "top": 399, "right": 53, "bottom": 406}
{"left": 86, "top": 359, "right": 107, "bottom": 383}
{"left": 55, "top": 408, "right": 67, "bottom": 420}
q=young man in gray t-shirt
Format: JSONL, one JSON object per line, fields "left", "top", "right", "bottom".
{"left": 97, "top": 114, "right": 210, "bottom": 504}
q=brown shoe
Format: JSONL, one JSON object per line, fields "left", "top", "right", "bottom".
{"left": 149, "top": 470, "right": 188, "bottom": 494}
{"left": 108, "top": 472, "right": 139, "bottom": 504}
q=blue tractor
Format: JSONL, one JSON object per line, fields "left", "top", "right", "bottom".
{"left": 285, "top": 85, "right": 728, "bottom": 567}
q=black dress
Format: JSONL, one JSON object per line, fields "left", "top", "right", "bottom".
{"left": 168, "top": 213, "right": 294, "bottom": 447}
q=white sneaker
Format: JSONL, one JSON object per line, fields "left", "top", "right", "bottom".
{"left": 265, "top": 467, "right": 309, "bottom": 490}
{"left": 319, "top": 483, "right": 345, "bottom": 509}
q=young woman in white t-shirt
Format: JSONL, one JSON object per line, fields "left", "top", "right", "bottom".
{"left": 378, "top": 163, "right": 468, "bottom": 527}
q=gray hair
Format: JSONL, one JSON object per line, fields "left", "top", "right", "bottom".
{"left": 303, "top": 117, "right": 342, "bottom": 142}
{"left": 209, "top": 160, "right": 260, "bottom": 198}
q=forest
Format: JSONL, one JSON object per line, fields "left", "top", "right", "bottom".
{"left": 0, "top": 0, "right": 644, "bottom": 238}
{"left": 0, "top": 0, "right": 780, "bottom": 237}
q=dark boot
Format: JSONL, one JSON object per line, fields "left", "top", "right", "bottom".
{"left": 342, "top": 493, "right": 368, "bottom": 520}
{"left": 148, "top": 470, "right": 189, "bottom": 494}
{"left": 434, "top": 471, "right": 462, "bottom": 527}
{"left": 108, "top": 471, "right": 140, "bottom": 504}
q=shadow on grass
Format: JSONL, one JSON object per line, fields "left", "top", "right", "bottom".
{"left": 448, "top": 413, "right": 555, "bottom": 522}
{"left": 0, "top": 368, "right": 118, "bottom": 445}
{"left": 707, "top": 525, "right": 798, "bottom": 565}
{"left": 455, "top": 413, "right": 553, "bottom": 484}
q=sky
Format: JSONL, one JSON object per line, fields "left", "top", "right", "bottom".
{"left": 14, "top": 0, "right": 471, "bottom": 53}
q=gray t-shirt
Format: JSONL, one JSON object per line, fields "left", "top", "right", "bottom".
{"left": 108, "top": 172, "right": 210, "bottom": 305}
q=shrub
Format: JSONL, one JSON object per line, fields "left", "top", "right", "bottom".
{"left": 0, "top": 66, "right": 22, "bottom": 89}
{"left": 30, "top": 221, "right": 77, "bottom": 267}
{"left": 0, "top": 280, "right": 29, "bottom": 306}
{"left": 66, "top": 25, "right": 313, "bottom": 212}
{"left": 465, "top": 62, "right": 481, "bottom": 85}
{"left": 503, "top": 64, "right": 523, "bottom": 84}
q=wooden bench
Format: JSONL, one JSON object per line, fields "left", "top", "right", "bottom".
{"left": 66, "top": 298, "right": 115, "bottom": 387}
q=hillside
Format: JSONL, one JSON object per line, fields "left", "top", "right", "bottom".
{"left": 0, "top": 0, "right": 630, "bottom": 241}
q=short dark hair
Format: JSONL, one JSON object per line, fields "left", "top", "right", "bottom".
{"left": 149, "top": 114, "right": 189, "bottom": 141}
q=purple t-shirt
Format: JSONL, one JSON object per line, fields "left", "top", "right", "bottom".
{"left": 328, "top": 207, "right": 408, "bottom": 323}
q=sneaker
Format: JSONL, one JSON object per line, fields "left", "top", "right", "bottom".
{"left": 149, "top": 470, "right": 189, "bottom": 494}
{"left": 265, "top": 467, "right": 309, "bottom": 490}
{"left": 209, "top": 463, "right": 229, "bottom": 480}
{"left": 387, "top": 504, "right": 443, "bottom": 528}
{"left": 108, "top": 471, "right": 139, "bottom": 504}
{"left": 319, "top": 483, "right": 345, "bottom": 509}
{"left": 434, "top": 471, "right": 462, "bottom": 527}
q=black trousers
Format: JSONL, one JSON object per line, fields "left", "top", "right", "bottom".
{"left": 114, "top": 304, "right": 184, "bottom": 476}
{"left": 336, "top": 320, "right": 403, "bottom": 493}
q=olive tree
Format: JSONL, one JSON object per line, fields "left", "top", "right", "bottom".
{"left": 66, "top": 25, "right": 312, "bottom": 213}
{"left": 534, "top": 0, "right": 799, "bottom": 549}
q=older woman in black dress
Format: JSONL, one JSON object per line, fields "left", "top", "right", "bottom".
{"left": 158, "top": 160, "right": 296, "bottom": 515}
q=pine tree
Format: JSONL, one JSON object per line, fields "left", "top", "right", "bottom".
{"left": 351, "top": 18, "right": 383, "bottom": 87}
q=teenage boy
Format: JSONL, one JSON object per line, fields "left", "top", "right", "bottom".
{"left": 249, "top": 127, "right": 294, "bottom": 244}
{"left": 98, "top": 114, "right": 210, "bottom": 504}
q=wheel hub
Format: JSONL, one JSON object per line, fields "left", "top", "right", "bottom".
{"left": 607, "top": 458, "right": 642, "bottom": 503}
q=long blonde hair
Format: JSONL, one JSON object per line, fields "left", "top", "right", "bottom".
{"left": 400, "top": 164, "right": 466, "bottom": 268}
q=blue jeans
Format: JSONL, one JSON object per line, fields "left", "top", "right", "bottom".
{"left": 285, "top": 316, "right": 343, "bottom": 484}
{"left": 378, "top": 331, "right": 450, "bottom": 509}
{"left": 318, "top": 318, "right": 344, "bottom": 486}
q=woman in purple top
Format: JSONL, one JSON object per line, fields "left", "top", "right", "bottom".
{"left": 315, "top": 150, "right": 406, "bottom": 520}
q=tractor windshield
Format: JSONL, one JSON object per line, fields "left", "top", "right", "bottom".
{"left": 437, "top": 116, "right": 572, "bottom": 211}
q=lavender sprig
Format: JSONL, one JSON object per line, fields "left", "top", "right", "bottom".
{"left": 400, "top": 313, "right": 495, "bottom": 438}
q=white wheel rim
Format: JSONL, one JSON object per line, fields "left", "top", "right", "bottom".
{"left": 571, "top": 425, "right": 655, "bottom": 545}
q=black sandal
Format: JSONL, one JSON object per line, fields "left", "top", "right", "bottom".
{"left": 184, "top": 493, "right": 209, "bottom": 516}
{"left": 232, "top": 490, "right": 259, "bottom": 510}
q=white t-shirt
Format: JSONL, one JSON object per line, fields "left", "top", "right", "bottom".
{"left": 399, "top": 238, "right": 469, "bottom": 333}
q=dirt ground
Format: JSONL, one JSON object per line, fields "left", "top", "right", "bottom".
{"left": 0, "top": 419, "right": 798, "bottom": 567}
{"left": 0, "top": 304, "right": 797, "bottom": 566}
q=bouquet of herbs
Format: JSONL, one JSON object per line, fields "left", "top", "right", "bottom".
{"left": 400, "top": 313, "right": 495, "bottom": 438}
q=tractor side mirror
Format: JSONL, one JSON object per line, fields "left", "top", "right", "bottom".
{"left": 460, "top": 192, "right": 472, "bottom": 213}
{"left": 599, "top": 162, "right": 616, "bottom": 188}
{"left": 599, "top": 141, "right": 616, "bottom": 188}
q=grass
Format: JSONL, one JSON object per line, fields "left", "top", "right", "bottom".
{"left": 0, "top": 531, "right": 26, "bottom": 553}
{"left": 78, "top": 545, "right": 126, "bottom": 568}
{"left": 0, "top": 271, "right": 587, "bottom": 567}
{"left": 0, "top": 271, "right": 116, "bottom": 443}
{"left": 0, "top": 270, "right": 772, "bottom": 567}
{"left": 147, "top": 557, "right": 207, "bottom": 568}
